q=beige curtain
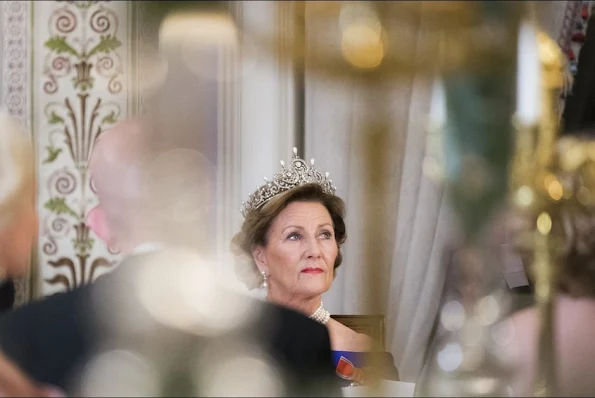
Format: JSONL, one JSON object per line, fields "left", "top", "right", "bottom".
{"left": 304, "top": 51, "right": 458, "bottom": 384}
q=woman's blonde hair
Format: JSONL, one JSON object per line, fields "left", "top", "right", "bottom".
{"left": 0, "top": 112, "right": 34, "bottom": 229}
{"left": 231, "top": 183, "right": 347, "bottom": 289}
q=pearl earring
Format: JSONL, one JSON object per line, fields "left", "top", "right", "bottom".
{"left": 260, "top": 270, "right": 268, "bottom": 289}
{"left": 260, "top": 270, "right": 269, "bottom": 301}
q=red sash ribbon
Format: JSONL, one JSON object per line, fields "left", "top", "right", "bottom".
{"left": 336, "top": 356, "right": 364, "bottom": 385}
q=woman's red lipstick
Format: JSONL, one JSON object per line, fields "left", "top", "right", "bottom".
{"left": 301, "top": 267, "right": 323, "bottom": 274}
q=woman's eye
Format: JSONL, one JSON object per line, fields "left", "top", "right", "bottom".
{"left": 288, "top": 232, "right": 301, "bottom": 241}
{"left": 319, "top": 231, "right": 332, "bottom": 239}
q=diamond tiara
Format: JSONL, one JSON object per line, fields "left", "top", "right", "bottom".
{"left": 241, "top": 147, "right": 337, "bottom": 217}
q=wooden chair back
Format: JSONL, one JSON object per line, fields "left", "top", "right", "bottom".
{"left": 330, "top": 314, "right": 385, "bottom": 349}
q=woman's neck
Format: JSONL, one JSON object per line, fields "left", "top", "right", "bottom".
{"left": 267, "top": 290, "right": 322, "bottom": 317}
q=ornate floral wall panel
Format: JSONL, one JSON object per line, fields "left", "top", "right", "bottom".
{"left": 31, "top": 0, "right": 133, "bottom": 298}
{"left": 0, "top": 1, "right": 153, "bottom": 303}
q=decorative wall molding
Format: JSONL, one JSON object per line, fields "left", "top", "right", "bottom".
{"left": 275, "top": 1, "right": 297, "bottom": 161}
{"left": 127, "top": 1, "right": 158, "bottom": 117}
{"left": 1, "top": 1, "right": 31, "bottom": 127}
{"left": 236, "top": 0, "right": 297, "bottom": 202}
{"left": 215, "top": 1, "right": 241, "bottom": 261}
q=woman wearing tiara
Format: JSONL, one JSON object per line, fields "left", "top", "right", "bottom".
{"left": 232, "top": 148, "right": 399, "bottom": 386}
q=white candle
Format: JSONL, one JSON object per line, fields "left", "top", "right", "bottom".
{"left": 429, "top": 76, "right": 447, "bottom": 127}
{"left": 516, "top": 20, "right": 541, "bottom": 125}
{"left": 159, "top": 11, "right": 238, "bottom": 54}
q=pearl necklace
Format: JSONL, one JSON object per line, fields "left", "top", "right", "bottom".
{"left": 309, "top": 302, "right": 330, "bottom": 325}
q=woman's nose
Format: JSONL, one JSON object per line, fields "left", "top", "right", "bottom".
{"left": 305, "top": 237, "right": 322, "bottom": 258}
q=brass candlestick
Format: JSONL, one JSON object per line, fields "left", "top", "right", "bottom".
{"left": 509, "top": 32, "right": 567, "bottom": 397}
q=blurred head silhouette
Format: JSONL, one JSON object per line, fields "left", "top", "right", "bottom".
{"left": 86, "top": 117, "right": 214, "bottom": 256}
{"left": 0, "top": 112, "right": 36, "bottom": 279}
{"left": 86, "top": 119, "right": 145, "bottom": 254}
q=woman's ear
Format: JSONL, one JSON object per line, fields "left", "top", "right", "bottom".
{"left": 251, "top": 246, "right": 267, "bottom": 273}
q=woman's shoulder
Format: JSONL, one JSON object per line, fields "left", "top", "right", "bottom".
{"left": 327, "top": 318, "right": 374, "bottom": 352}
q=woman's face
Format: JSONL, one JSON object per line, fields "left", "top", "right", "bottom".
{"left": 252, "top": 201, "right": 338, "bottom": 302}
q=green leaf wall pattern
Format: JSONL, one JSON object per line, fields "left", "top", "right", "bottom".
{"left": 36, "top": 1, "right": 128, "bottom": 295}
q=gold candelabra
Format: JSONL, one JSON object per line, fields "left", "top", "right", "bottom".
{"left": 509, "top": 32, "right": 568, "bottom": 397}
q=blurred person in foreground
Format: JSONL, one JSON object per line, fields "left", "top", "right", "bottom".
{"left": 232, "top": 149, "right": 400, "bottom": 387}
{"left": 0, "top": 112, "right": 36, "bottom": 313}
{"left": 0, "top": 112, "right": 65, "bottom": 397}
{"left": 0, "top": 118, "right": 341, "bottom": 396}
{"left": 504, "top": 135, "right": 595, "bottom": 396}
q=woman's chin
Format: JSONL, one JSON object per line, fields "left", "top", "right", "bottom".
{"left": 297, "top": 282, "right": 331, "bottom": 297}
